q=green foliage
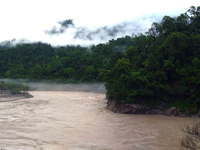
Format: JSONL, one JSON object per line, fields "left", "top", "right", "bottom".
{"left": 29, "top": 64, "right": 43, "bottom": 79}
{"left": 0, "top": 81, "right": 30, "bottom": 94}
{"left": 102, "top": 6, "right": 200, "bottom": 114}
{"left": 63, "top": 67, "right": 76, "bottom": 78}
{"left": 0, "top": 35, "right": 133, "bottom": 82}
{"left": 84, "top": 65, "right": 97, "bottom": 82}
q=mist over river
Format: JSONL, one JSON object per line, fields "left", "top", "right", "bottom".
{"left": 0, "top": 91, "right": 198, "bottom": 150}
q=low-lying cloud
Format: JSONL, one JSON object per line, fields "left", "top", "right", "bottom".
{"left": 0, "top": 79, "right": 106, "bottom": 94}
{"left": 43, "top": 15, "right": 162, "bottom": 46}
{"left": 45, "top": 19, "right": 75, "bottom": 35}
{"left": 1, "top": 14, "right": 163, "bottom": 47}
{"left": 29, "top": 83, "right": 106, "bottom": 93}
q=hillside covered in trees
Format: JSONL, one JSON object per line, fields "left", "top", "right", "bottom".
{"left": 0, "top": 36, "right": 132, "bottom": 82}
{"left": 101, "top": 6, "right": 200, "bottom": 113}
{"left": 0, "top": 6, "right": 200, "bottom": 113}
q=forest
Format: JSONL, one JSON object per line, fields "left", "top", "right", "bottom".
{"left": 0, "top": 6, "right": 200, "bottom": 113}
{"left": 0, "top": 81, "right": 30, "bottom": 94}
{"left": 101, "top": 6, "right": 200, "bottom": 113}
{"left": 0, "top": 36, "right": 132, "bottom": 82}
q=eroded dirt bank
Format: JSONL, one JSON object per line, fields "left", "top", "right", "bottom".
{"left": 0, "top": 91, "right": 198, "bottom": 150}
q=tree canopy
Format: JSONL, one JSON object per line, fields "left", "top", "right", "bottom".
{"left": 101, "top": 6, "right": 200, "bottom": 113}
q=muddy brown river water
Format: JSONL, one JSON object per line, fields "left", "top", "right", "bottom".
{"left": 0, "top": 91, "right": 198, "bottom": 150}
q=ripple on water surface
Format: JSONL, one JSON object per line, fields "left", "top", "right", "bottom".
{"left": 0, "top": 91, "right": 198, "bottom": 150}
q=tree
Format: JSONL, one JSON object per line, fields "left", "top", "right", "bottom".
{"left": 161, "top": 16, "right": 177, "bottom": 35}
{"left": 29, "top": 64, "right": 43, "bottom": 79}
{"left": 102, "top": 6, "right": 200, "bottom": 113}
{"left": 181, "top": 122, "right": 200, "bottom": 149}
{"left": 109, "top": 50, "right": 126, "bottom": 67}
{"left": 63, "top": 67, "right": 76, "bottom": 78}
{"left": 84, "top": 65, "right": 96, "bottom": 82}
{"left": 23, "top": 85, "right": 30, "bottom": 93}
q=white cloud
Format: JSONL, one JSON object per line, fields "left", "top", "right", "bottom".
{"left": 0, "top": 0, "right": 199, "bottom": 46}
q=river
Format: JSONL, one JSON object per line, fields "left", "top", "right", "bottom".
{"left": 0, "top": 91, "right": 198, "bottom": 150}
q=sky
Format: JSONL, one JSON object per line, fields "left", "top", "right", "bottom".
{"left": 0, "top": 0, "right": 199, "bottom": 46}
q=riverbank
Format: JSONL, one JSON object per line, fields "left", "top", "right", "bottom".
{"left": 106, "top": 98, "right": 200, "bottom": 117}
{"left": 0, "top": 93, "right": 33, "bottom": 102}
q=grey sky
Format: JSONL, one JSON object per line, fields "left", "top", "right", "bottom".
{"left": 0, "top": 0, "right": 199, "bottom": 46}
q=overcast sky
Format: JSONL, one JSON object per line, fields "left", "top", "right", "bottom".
{"left": 0, "top": 0, "right": 199, "bottom": 46}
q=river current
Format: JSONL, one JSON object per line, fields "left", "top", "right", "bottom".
{"left": 0, "top": 91, "right": 198, "bottom": 150}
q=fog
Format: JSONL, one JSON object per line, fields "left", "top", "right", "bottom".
{"left": 0, "top": 79, "right": 106, "bottom": 94}
{"left": 29, "top": 83, "right": 106, "bottom": 93}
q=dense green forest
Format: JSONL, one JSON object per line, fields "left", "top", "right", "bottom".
{"left": 101, "top": 6, "right": 200, "bottom": 113}
{"left": 0, "top": 6, "right": 200, "bottom": 113}
{"left": 0, "top": 36, "right": 132, "bottom": 82}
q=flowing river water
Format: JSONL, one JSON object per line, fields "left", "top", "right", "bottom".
{"left": 0, "top": 91, "right": 198, "bottom": 150}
